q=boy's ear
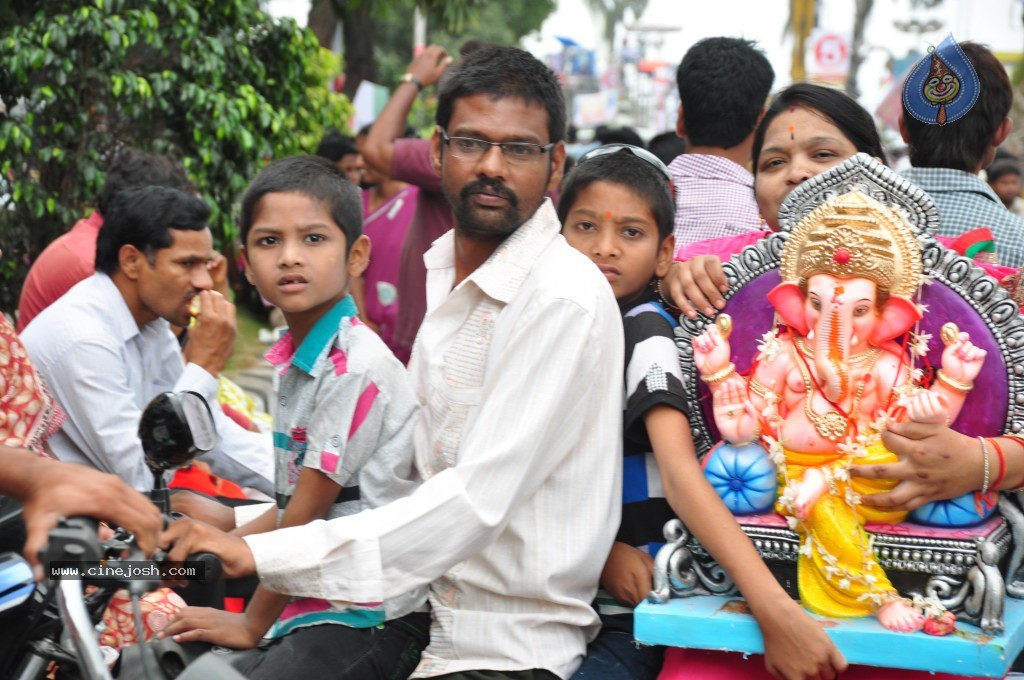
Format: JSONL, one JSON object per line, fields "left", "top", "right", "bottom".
{"left": 675, "top": 104, "right": 686, "bottom": 139}
{"left": 347, "top": 234, "right": 371, "bottom": 278}
{"left": 655, "top": 234, "right": 675, "bottom": 278}
{"left": 240, "top": 246, "right": 254, "bottom": 283}
{"left": 898, "top": 113, "right": 910, "bottom": 143}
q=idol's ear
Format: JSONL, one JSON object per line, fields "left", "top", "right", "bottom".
{"left": 767, "top": 282, "right": 808, "bottom": 335}
{"left": 871, "top": 294, "right": 921, "bottom": 344}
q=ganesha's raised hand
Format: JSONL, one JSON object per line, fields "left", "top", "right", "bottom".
{"left": 712, "top": 378, "right": 759, "bottom": 444}
{"left": 692, "top": 316, "right": 732, "bottom": 378}
{"left": 939, "top": 329, "right": 987, "bottom": 385}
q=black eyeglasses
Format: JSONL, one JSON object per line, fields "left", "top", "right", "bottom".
{"left": 440, "top": 129, "right": 554, "bottom": 164}
{"left": 578, "top": 144, "right": 673, "bottom": 185}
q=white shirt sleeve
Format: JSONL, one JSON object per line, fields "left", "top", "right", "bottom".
{"left": 41, "top": 337, "right": 156, "bottom": 491}
{"left": 245, "top": 296, "right": 611, "bottom": 602}
{"left": 175, "top": 363, "right": 275, "bottom": 496}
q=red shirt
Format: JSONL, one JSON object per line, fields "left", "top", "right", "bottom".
{"left": 17, "top": 211, "right": 103, "bottom": 331}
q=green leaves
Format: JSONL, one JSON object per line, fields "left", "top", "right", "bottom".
{"left": 0, "top": 0, "right": 352, "bottom": 311}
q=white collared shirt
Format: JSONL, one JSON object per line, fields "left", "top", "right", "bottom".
{"left": 21, "top": 273, "right": 274, "bottom": 494}
{"left": 245, "top": 200, "right": 624, "bottom": 678}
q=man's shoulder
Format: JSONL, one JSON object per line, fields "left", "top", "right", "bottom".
{"left": 527, "top": 236, "right": 617, "bottom": 310}
{"left": 22, "top": 277, "right": 121, "bottom": 348}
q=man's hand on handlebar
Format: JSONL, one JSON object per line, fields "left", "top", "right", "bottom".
{"left": 160, "top": 517, "right": 256, "bottom": 579}
{"left": 0, "top": 449, "right": 163, "bottom": 579}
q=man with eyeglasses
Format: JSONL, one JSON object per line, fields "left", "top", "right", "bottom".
{"left": 163, "top": 45, "right": 623, "bottom": 680}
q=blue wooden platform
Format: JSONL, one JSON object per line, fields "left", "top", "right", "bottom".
{"left": 635, "top": 596, "right": 1024, "bottom": 678}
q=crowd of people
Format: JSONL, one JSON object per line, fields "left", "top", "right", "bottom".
{"left": 3, "top": 33, "right": 1024, "bottom": 680}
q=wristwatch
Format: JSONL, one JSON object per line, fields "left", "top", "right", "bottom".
{"left": 399, "top": 72, "right": 425, "bottom": 92}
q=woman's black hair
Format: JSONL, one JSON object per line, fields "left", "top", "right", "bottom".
{"left": 752, "top": 83, "right": 887, "bottom": 171}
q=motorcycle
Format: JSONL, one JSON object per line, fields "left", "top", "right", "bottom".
{"left": 0, "top": 391, "right": 245, "bottom": 679}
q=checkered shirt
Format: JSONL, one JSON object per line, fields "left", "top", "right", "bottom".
{"left": 668, "top": 154, "right": 764, "bottom": 246}
{"left": 901, "top": 167, "right": 1024, "bottom": 268}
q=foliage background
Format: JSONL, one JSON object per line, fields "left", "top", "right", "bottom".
{"left": 0, "top": 0, "right": 351, "bottom": 311}
{"left": 308, "top": 0, "right": 556, "bottom": 98}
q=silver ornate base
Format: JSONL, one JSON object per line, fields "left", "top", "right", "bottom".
{"left": 648, "top": 493, "right": 1024, "bottom": 634}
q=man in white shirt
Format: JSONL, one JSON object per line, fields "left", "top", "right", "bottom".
{"left": 163, "top": 46, "right": 624, "bottom": 679}
{"left": 21, "top": 185, "right": 273, "bottom": 495}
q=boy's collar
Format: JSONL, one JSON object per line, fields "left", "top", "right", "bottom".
{"left": 265, "top": 295, "right": 358, "bottom": 375}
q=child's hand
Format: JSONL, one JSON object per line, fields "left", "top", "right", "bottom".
{"left": 756, "top": 599, "right": 847, "bottom": 680}
{"left": 663, "top": 256, "right": 728, "bottom": 319}
{"left": 598, "top": 541, "right": 654, "bottom": 607}
{"left": 159, "top": 607, "right": 264, "bottom": 649}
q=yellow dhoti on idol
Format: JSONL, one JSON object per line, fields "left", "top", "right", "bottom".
{"left": 777, "top": 442, "right": 907, "bottom": 618}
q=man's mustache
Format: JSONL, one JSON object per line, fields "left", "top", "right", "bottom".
{"left": 460, "top": 179, "right": 518, "bottom": 206}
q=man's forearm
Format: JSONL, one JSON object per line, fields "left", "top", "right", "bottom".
{"left": 364, "top": 44, "right": 451, "bottom": 174}
{"left": 0, "top": 447, "right": 44, "bottom": 499}
{"left": 363, "top": 84, "right": 419, "bottom": 174}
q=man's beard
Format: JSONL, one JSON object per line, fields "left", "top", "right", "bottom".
{"left": 450, "top": 178, "right": 522, "bottom": 240}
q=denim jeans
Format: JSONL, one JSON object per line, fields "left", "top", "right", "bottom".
{"left": 224, "top": 611, "right": 431, "bottom": 680}
{"left": 571, "top": 614, "right": 664, "bottom": 680}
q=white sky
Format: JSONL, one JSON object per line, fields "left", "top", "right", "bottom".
{"left": 527, "top": 0, "right": 1023, "bottom": 108}
{"left": 266, "top": 0, "right": 1024, "bottom": 126}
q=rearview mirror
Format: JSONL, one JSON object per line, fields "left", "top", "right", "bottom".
{"left": 139, "top": 391, "right": 218, "bottom": 472}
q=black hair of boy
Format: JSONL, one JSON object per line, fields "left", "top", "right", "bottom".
{"left": 752, "top": 83, "right": 887, "bottom": 169}
{"left": 97, "top": 148, "right": 195, "bottom": 216}
{"left": 437, "top": 45, "right": 567, "bottom": 145}
{"left": 95, "top": 185, "right": 211, "bottom": 274}
{"left": 556, "top": 149, "right": 674, "bottom": 241}
{"left": 902, "top": 42, "right": 1013, "bottom": 172}
{"left": 676, "top": 37, "right": 774, "bottom": 149}
{"left": 595, "top": 126, "right": 645, "bottom": 148}
{"left": 315, "top": 131, "right": 360, "bottom": 164}
{"left": 239, "top": 155, "right": 362, "bottom": 252}
{"left": 648, "top": 131, "right": 688, "bottom": 166}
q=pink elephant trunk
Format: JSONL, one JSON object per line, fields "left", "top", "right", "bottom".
{"left": 814, "top": 306, "right": 850, "bottom": 403}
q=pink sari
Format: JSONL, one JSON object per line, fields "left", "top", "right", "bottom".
{"left": 362, "top": 185, "right": 419, "bottom": 363}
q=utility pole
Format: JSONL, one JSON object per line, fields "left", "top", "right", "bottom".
{"left": 790, "top": 0, "right": 816, "bottom": 82}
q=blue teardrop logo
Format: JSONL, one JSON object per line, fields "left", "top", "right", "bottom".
{"left": 902, "top": 34, "right": 979, "bottom": 126}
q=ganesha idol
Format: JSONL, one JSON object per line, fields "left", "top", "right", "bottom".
{"left": 641, "top": 155, "right": 1024, "bottom": 676}
{"left": 692, "top": 190, "right": 987, "bottom": 633}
